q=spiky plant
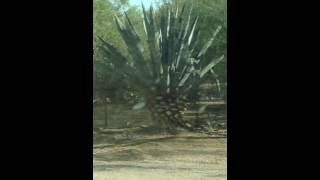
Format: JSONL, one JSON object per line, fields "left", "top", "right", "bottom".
{"left": 98, "top": 4, "right": 225, "bottom": 134}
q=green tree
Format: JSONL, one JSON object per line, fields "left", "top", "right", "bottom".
{"left": 162, "top": 0, "right": 227, "bottom": 83}
{"left": 94, "top": 0, "right": 144, "bottom": 103}
{"left": 98, "top": 3, "right": 225, "bottom": 134}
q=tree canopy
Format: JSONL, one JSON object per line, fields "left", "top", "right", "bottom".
{"left": 94, "top": 0, "right": 227, "bottom": 100}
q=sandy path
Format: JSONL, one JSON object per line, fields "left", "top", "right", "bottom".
{"left": 93, "top": 133, "right": 227, "bottom": 180}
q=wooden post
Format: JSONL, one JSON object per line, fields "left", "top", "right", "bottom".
{"left": 103, "top": 98, "right": 111, "bottom": 128}
{"left": 104, "top": 103, "right": 108, "bottom": 128}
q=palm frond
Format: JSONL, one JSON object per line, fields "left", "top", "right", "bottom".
{"left": 98, "top": 3, "right": 224, "bottom": 97}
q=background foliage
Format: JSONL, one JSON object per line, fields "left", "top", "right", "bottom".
{"left": 94, "top": 0, "right": 227, "bottom": 101}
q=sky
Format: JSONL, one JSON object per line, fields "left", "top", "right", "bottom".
{"left": 129, "top": 0, "right": 162, "bottom": 8}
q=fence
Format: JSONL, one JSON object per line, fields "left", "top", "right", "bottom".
{"left": 93, "top": 99, "right": 226, "bottom": 129}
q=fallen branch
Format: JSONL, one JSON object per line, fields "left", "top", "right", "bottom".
{"left": 94, "top": 125, "right": 151, "bottom": 135}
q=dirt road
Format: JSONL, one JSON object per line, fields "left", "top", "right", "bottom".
{"left": 93, "top": 133, "right": 227, "bottom": 180}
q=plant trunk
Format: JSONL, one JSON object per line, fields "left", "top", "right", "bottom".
{"left": 147, "top": 94, "right": 192, "bottom": 134}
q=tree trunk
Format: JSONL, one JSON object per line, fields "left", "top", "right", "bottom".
{"left": 147, "top": 94, "right": 192, "bottom": 134}
{"left": 146, "top": 94, "right": 220, "bottom": 135}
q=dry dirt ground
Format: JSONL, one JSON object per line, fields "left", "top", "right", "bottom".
{"left": 93, "top": 132, "right": 227, "bottom": 180}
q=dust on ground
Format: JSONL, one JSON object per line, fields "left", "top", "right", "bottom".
{"left": 93, "top": 132, "right": 227, "bottom": 180}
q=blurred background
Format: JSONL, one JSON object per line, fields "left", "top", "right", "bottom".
{"left": 93, "top": 0, "right": 227, "bottom": 132}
